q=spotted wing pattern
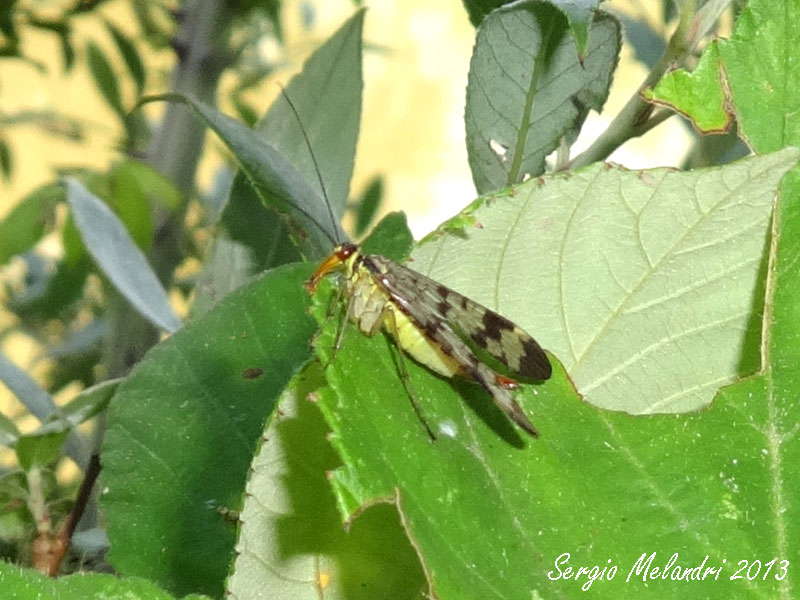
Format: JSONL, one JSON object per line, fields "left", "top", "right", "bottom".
{"left": 361, "top": 254, "right": 550, "bottom": 436}
{"left": 363, "top": 254, "right": 551, "bottom": 380}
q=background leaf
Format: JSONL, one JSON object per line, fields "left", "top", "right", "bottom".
{"left": 258, "top": 9, "right": 364, "bottom": 222}
{"left": 65, "top": 178, "right": 180, "bottom": 333}
{"left": 143, "top": 94, "right": 345, "bottom": 258}
{"left": 85, "top": 41, "right": 125, "bottom": 118}
{"left": 465, "top": 2, "right": 620, "bottom": 193}
{"left": 0, "top": 183, "right": 61, "bottom": 266}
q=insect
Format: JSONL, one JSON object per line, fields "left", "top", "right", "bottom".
{"left": 279, "top": 89, "right": 551, "bottom": 438}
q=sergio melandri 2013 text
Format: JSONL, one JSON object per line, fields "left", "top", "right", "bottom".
{"left": 547, "top": 552, "right": 789, "bottom": 591}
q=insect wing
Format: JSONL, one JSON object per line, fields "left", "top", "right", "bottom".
{"left": 365, "top": 255, "right": 551, "bottom": 381}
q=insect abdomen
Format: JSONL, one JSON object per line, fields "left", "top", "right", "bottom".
{"left": 385, "top": 306, "right": 461, "bottom": 379}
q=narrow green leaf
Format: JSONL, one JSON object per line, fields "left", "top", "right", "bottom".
{"left": 352, "top": 175, "right": 383, "bottom": 237}
{"left": 35, "top": 379, "right": 119, "bottom": 436}
{"left": 104, "top": 20, "right": 146, "bottom": 95}
{"left": 259, "top": 9, "right": 364, "bottom": 220}
{"left": 0, "top": 353, "right": 57, "bottom": 423}
{"left": 58, "top": 26, "right": 75, "bottom": 71}
{"left": 85, "top": 41, "right": 125, "bottom": 118}
{"left": 0, "top": 411, "right": 20, "bottom": 448}
{"left": 101, "top": 263, "right": 316, "bottom": 598}
{"left": 0, "top": 352, "right": 88, "bottom": 466}
{"left": 466, "top": 2, "right": 620, "bottom": 193}
{"left": 0, "top": 137, "right": 12, "bottom": 180}
{"left": 138, "top": 94, "right": 345, "bottom": 259}
{"left": 0, "top": 183, "right": 61, "bottom": 265}
{"left": 620, "top": 14, "right": 666, "bottom": 69}
{"left": 65, "top": 178, "right": 181, "bottom": 333}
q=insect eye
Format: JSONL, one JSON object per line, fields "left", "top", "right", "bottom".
{"left": 337, "top": 243, "right": 357, "bottom": 259}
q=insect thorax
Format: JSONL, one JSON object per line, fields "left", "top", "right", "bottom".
{"left": 345, "top": 254, "right": 462, "bottom": 379}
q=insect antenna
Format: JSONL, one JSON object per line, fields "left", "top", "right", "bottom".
{"left": 277, "top": 84, "right": 344, "bottom": 246}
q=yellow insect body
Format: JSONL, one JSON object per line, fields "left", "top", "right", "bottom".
{"left": 341, "top": 250, "right": 462, "bottom": 379}
{"left": 308, "top": 243, "right": 551, "bottom": 438}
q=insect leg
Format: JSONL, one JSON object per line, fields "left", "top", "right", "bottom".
{"left": 331, "top": 285, "right": 350, "bottom": 357}
{"left": 384, "top": 306, "right": 437, "bottom": 441}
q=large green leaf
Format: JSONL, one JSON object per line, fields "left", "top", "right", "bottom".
{"left": 646, "top": 0, "right": 800, "bottom": 150}
{"left": 313, "top": 150, "right": 796, "bottom": 598}
{"left": 414, "top": 150, "right": 797, "bottom": 413}
{"left": 465, "top": 2, "right": 620, "bottom": 193}
{"left": 101, "top": 263, "right": 316, "bottom": 598}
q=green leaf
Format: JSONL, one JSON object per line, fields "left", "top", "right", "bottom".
{"left": 415, "top": 150, "right": 797, "bottom": 413}
{"left": 139, "top": 93, "right": 345, "bottom": 259}
{"left": 259, "top": 9, "right": 364, "bottom": 221}
{"left": 227, "top": 365, "right": 427, "bottom": 598}
{"left": 8, "top": 252, "right": 91, "bottom": 321}
{"left": 0, "top": 0, "right": 17, "bottom": 41}
{"left": 65, "top": 178, "right": 181, "bottom": 333}
{"left": 646, "top": 0, "right": 800, "bottom": 152}
{"left": 190, "top": 236, "right": 254, "bottom": 317}
{"left": 85, "top": 41, "right": 125, "bottom": 118}
{"left": 716, "top": 0, "right": 800, "bottom": 153}
{"left": 0, "top": 352, "right": 89, "bottom": 466}
{"left": 313, "top": 150, "right": 797, "bottom": 598}
{"left": 220, "top": 171, "right": 302, "bottom": 272}
{"left": 15, "top": 431, "right": 68, "bottom": 470}
{"left": 0, "top": 137, "right": 12, "bottom": 180}
{"left": 0, "top": 411, "right": 20, "bottom": 448}
{"left": 105, "top": 164, "right": 154, "bottom": 251}
{"left": 359, "top": 211, "right": 413, "bottom": 260}
{"left": 0, "top": 183, "right": 61, "bottom": 265}
{"left": 0, "top": 560, "right": 203, "bottom": 600}
{"left": 111, "top": 159, "right": 182, "bottom": 212}
{"left": 101, "top": 263, "right": 316, "bottom": 598}
{"left": 57, "top": 26, "right": 75, "bottom": 71}
{"left": 645, "top": 43, "right": 731, "bottom": 133}
{"left": 352, "top": 175, "right": 383, "bottom": 237}
{"left": 465, "top": 2, "right": 620, "bottom": 193}
{"left": 104, "top": 20, "right": 146, "bottom": 95}
{"left": 620, "top": 14, "right": 666, "bottom": 69}
{"left": 0, "top": 353, "right": 58, "bottom": 423}
{"left": 462, "top": 0, "right": 600, "bottom": 56}
{"left": 35, "top": 379, "right": 119, "bottom": 436}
